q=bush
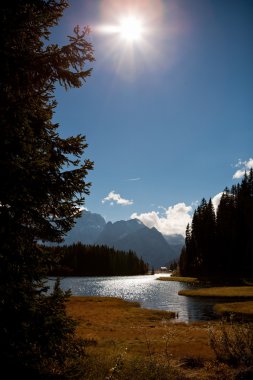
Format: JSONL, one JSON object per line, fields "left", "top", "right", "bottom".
{"left": 208, "top": 317, "right": 253, "bottom": 367}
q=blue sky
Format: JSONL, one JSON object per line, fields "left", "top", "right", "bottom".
{"left": 52, "top": 0, "right": 253, "bottom": 235}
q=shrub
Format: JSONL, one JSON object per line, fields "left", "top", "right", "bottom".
{"left": 208, "top": 317, "right": 253, "bottom": 367}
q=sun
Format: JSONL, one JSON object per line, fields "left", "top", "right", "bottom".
{"left": 118, "top": 16, "right": 143, "bottom": 42}
{"left": 98, "top": 14, "right": 145, "bottom": 44}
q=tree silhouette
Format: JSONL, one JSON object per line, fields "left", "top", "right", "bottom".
{"left": 0, "top": 1, "right": 94, "bottom": 378}
{"left": 179, "top": 170, "right": 253, "bottom": 279}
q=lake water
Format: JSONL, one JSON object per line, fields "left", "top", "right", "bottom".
{"left": 48, "top": 274, "right": 225, "bottom": 323}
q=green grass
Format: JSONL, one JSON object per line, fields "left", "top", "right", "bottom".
{"left": 178, "top": 286, "right": 253, "bottom": 298}
{"left": 157, "top": 276, "right": 199, "bottom": 283}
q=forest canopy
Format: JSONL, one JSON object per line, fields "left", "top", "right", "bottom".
{"left": 47, "top": 243, "right": 149, "bottom": 276}
{"left": 179, "top": 170, "right": 253, "bottom": 278}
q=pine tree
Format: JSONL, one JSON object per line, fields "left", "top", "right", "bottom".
{"left": 203, "top": 198, "right": 216, "bottom": 273}
{"left": 179, "top": 223, "right": 194, "bottom": 276}
{"left": 190, "top": 199, "right": 208, "bottom": 275}
{"left": 216, "top": 188, "right": 237, "bottom": 275}
{"left": 180, "top": 198, "right": 216, "bottom": 276}
{"left": 0, "top": 1, "right": 94, "bottom": 378}
{"left": 236, "top": 169, "right": 253, "bottom": 274}
{"left": 180, "top": 170, "right": 253, "bottom": 278}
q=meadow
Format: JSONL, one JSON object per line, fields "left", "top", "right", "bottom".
{"left": 66, "top": 296, "right": 253, "bottom": 379}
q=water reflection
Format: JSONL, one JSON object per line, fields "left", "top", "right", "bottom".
{"left": 48, "top": 274, "right": 219, "bottom": 323}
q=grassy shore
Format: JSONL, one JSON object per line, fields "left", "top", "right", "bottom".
{"left": 65, "top": 296, "right": 249, "bottom": 379}
{"left": 157, "top": 276, "right": 199, "bottom": 283}
{"left": 214, "top": 300, "right": 253, "bottom": 318}
{"left": 178, "top": 286, "right": 253, "bottom": 298}
{"left": 178, "top": 286, "right": 253, "bottom": 323}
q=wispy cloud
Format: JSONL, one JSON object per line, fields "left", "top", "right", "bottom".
{"left": 233, "top": 158, "right": 253, "bottom": 179}
{"left": 102, "top": 191, "right": 133, "bottom": 206}
{"left": 131, "top": 203, "right": 192, "bottom": 236}
{"left": 127, "top": 177, "right": 141, "bottom": 181}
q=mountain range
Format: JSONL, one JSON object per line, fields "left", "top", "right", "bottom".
{"left": 62, "top": 211, "right": 184, "bottom": 269}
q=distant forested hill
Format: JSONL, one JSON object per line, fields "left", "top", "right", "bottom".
{"left": 47, "top": 243, "right": 149, "bottom": 276}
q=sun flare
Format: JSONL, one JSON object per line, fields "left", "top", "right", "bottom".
{"left": 118, "top": 16, "right": 143, "bottom": 41}
{"left": 97, "top": 0, "right": 167, "bottom": 78}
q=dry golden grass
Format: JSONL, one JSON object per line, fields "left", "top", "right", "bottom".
{"left": 179, "top": 286, "right": 253, "bottom": 298}
{"left": 65, "top": 296, "right": 220, "bottom": 378}
{"left": 158, "top": 276, "right": 199, "bottom": 283}
{"left": 65, "top": 296, "right": 252, "bottom": 379}
{"left": 67, "top": 296, "right": 173, "bottom": 348}
{"left": 214, "top": 300, "right": 253, "bottom": 316}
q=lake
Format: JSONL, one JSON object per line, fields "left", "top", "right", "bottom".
{"left": 48, "top": 273, "right": 226, "bottom": 323}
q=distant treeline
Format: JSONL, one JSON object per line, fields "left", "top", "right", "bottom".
{"left": 47, "top": 243, "right": 149, "bottom": 276}
{"left": 179, "top": 170, "right": 253, "bottom": 278}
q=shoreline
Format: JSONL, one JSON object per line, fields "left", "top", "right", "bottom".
{"left": 178, "top": 286, "right": 253, "bottom": 298}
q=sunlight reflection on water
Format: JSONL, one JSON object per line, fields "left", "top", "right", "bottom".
{"left": 48, "top": 274, "right": 219, "bottom": 323}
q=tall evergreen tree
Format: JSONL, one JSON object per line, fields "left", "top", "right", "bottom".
{"left": 203, "top": 198, "right": 217, "bottom": 272}
{"left": 190, "top": 199, "right": 213, "bottom": 275}
{"left": 235, "top": 169, "right": 253, "bottom": 274}
{"left": 0, "top": 1, "right": 94, "bottom": 378}
{"left": 180, "top": 170, "right": 253, "bottom": 278}
{"left": 216, "top": 188, "right": 237, "bottom": 275}
{"left": 179, "top": 223, "right": 195, "bottom": 276}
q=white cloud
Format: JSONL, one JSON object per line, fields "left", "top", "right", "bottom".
{"left": 233, "top": 169, "right": 246, "bottom": 179}
{"left": 131, "top": 202, "right": 192, "bottom": 236}
{"left": 212, "top": 192, "right": 223, "bottom": 211}
{"left": 233, "top": 158, "right": 253, "bottom": 179}
{"left": 79, "top": 206, "right": 88, "bottom": 212}
{"left": 102, "top": 191, "right": 133, "bottom": 206}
